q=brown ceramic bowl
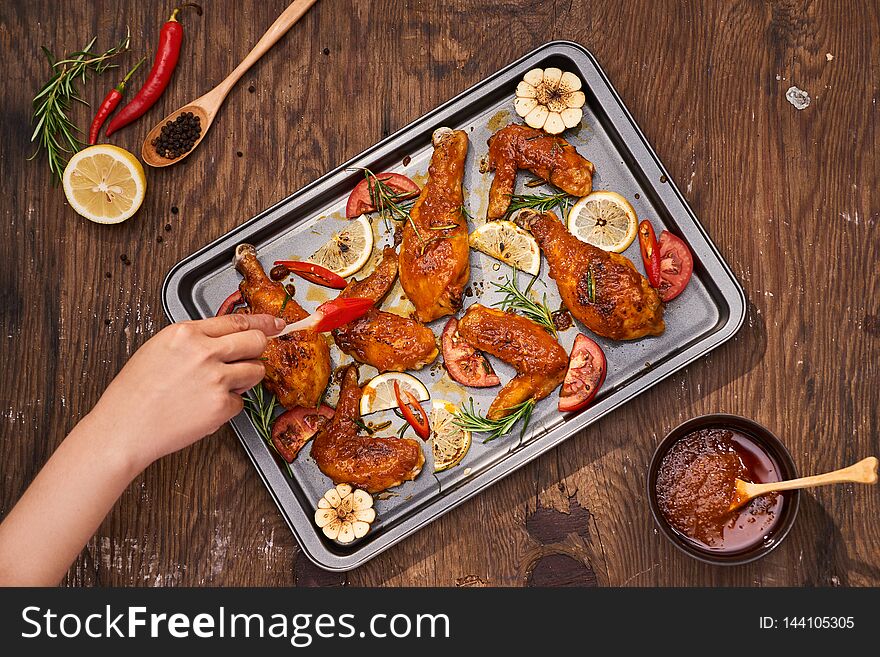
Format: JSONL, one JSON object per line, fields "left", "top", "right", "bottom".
{"left": 647, "top": 414, "right": 800, "bottom": 566}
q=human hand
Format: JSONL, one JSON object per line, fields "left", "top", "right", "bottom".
{"left": 86, "top": 313, "right": 285, "bottom": 472}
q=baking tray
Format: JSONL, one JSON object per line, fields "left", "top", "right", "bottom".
{"left": 162, "top": 41, "right": 745, "bottom": 571}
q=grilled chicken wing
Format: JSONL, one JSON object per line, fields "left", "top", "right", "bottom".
{"left": 516, "top": 210, "right": 665, "bottom": 340}
{"left": 487, "top": 124, "right": 594, "bottom": 219}
{"left": 457, "top": 304, "right": 568, "bottom": 419}
{"left": 312, "top": 365, "right": 425, "bottom": 492}
{"left": 234, "top": 244, "right": 331, "bottom": 409}
{"left": 333, "top": 247, "right": 438, "bottom": 371}
{"left": 399, "top": 127, "right": 470, "bottom": 322}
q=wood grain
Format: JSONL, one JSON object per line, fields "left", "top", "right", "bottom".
{"left": 0, "top": 0, "right": 877, "bottom": 587}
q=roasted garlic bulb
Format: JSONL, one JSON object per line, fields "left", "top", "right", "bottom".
{"left": 314, "top": 483, "right": 376, "bottom": 543}
{"left": 514, "top": 67, "right": 585, "bottom": 134}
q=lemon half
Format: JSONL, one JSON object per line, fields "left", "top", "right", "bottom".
{"left": 62, "top": 145, "right": 146, "bottom": 224}
{"left": 567, "top": 191, "right": 638, "bottom": 252}
{"left": 469, "top": 219, "right": 541, "bottom": 276}
{"left": 359, "top": 372, "right": 430, "bottom": 416}
{"left": 308, "top": 214, "right": 373, "bottom": 277}
{"left": 430, "top": 400, "right": 471, "bottom": 472}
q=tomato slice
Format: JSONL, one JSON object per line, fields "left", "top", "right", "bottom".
{"left": 558, "top": 334, "right": 606, "bottom": 413}
{"left": 216, "top": 290, "right": 245, "bottom": 316}
{"left": 274, "top": 260, "right": 348, "bottom": 289}
{"left": 271, "top": 404, "right": 335, "bottom": 462}
{"left": 441, "top": 317, "right": 500, "bottom": 388}
{"left": 345, "top": 172, "right": 420, "bottom": 218}
{"left": 638, "top": 220, "right": 662, "bottom": 288}
{"left": 657, "top": 231, "right": 694, "bottom": 302}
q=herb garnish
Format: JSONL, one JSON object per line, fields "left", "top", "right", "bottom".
{"left": 586, "top": 267, "right": 596, "bottom": 303}
{"left": 491, "top": 268, "right": 557, "bottom": 336}
{"left": 453, "top": 397, "right": 536, "bottom": 442}
{"left": 243, "top": 384, "right": 293, "bottom": 477}
{"left": 30, "top": 29, "right": 131, "bottom": 181}
{"left": 360, "top": 168, "right": 421, "bottom": 238}
{"left": 503, "top": 191, "right": 575, "bottom": 220}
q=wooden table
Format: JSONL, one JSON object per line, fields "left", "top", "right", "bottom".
{"left": 1, "top": 0, "right": 877, "bottom": 587}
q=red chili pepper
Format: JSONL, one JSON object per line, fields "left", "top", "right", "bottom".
{"left": 88, "top": 57, "right": 146, "bottom": 145}
{"left": 105, "top": 3, "right": 202, "bottom": 137}
{"left": 216, "top": 289, "right": 244, "bottom": 316}
{"left": 273, "top": 260, "right": 348, "bottom": 289}
{"left": 638, "top": 220, "right": 662, "bottom": 288}
{"left": 393, "top": 381, "right": 431, "bottom": 440}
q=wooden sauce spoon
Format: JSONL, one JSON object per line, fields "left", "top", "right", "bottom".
{"left": 141, "top": 0, "right": 318, "bottom": 167}
{"left": 729, "top": 456, "right": 878, "bottom": 512}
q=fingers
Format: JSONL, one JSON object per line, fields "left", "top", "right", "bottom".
{"left": 196, "top": 313, "right": 286, "bottom": 338}
{"left": 223, "top": 360, "right": 266, "bottom": 392}
{"left": 213, "top": 329, "right": 270, "bottom": 362}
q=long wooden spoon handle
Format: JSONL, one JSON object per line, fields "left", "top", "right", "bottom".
{"left": 750, "top": 457, "right": 878, "bottom": 495}
{"left": 208, "top": 0, "right": 319, "bottom": 102}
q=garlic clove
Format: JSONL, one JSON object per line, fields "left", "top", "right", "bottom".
{"left": 566, "top": 90, "right": 586, "bottom": 109}
{"left": 516, "top": 80, "right": 537, "bottom": 99}
{"left": 317, "top": 497, "right": 332, "bottom": 509}
{"left": 315, "top": 508, "right": 337, "bottom": 528}
{"left": 543, "top": 111, "right": 566, "bottom": 135}
{"left": 354, "top": 507, "right": 376, "bottom": 523}
{"left": 335, "top": 483, "right": 353, "bottom": 499}
{"left": 352, "top": 521, "right": 371, "bottom": 539}
{"left": 523, "top": 68, "right": 544, "bottom": 86}
{"left": 352, "top": 489, "right": 374, "bottom": 510}
{"left": 337, "top": 521, "right": 356, "bottom": 544}
{"left": 560, "top": 107, "right": 583, "bottom": 129}
{"left": 514, "top": 97, "right": 539, "bottom": 118}
{"left": 323, "top": 487, "right": 341, "bottom": 508}
{"left": 542, "top": 67, "right": 563, "bottom": 88}
{"left": 322, "top": 518, "right": 342, "bottom": 540}
{"left": 560, "top": 71, "right": 582, "bottom": 93}
{"left": 524, "top": 104, "right": 549, "bottom": 129}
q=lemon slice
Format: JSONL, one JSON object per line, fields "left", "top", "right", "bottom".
{"left": 567, "top": 191, "right": 638, "bottom": 252}
{"left": 308, "top": 214, "right": 373, "bottom": 277}
{"left": 360, "top": 372, "right": 430, "bottom": 416}
{"left": 469, "top": 220, "right": 541, "bottom": 276}
{"left": 430, "top": 400, "right": 471, "bottom": 472}
{"left": 62, "top": 145, "right": 146, "bottom": 224}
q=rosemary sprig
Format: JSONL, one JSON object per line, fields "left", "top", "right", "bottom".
{"left": 30, "top": 29, "right": 131, "bottom": 181}
{"left": 491, "top": 268, "right": 557, "bottom": 336}
{"left": 503, "top": 191, "right": 575, "bottom": 220}
{"left": 361, "top": 168, "right": 422, "bottom": 239}
{"left": 586, "top": 266, "right": 596, "bottom": 303}
{"left": 453, "top": 398, "right": 536, "bottom": 442}
{"left": 243, "top": 384, "right": 293, "bottom": 478}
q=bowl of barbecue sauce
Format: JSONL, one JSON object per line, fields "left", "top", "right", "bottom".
{"left": 648, "top": 414, "right": 799, "bottom": 565}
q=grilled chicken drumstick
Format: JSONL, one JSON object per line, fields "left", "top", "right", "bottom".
{"left": 312, "top": 365, "right": 425, "bottom": 493}
{"left": 487, "top": 123, "right": 594, "bottom": 220}
{"left": 234, "top": 244, "right": 331, "bottom": 409}
{"left": 516, "top": 209, "right": 665, "bottom": 340}
{"left": 457, "top": 304, "right": 568, "bottom": 419}
{"left": 333, "top": 247, "right": 438, "bottom": 371}
{"left": 399, "top": 127, "right": 471, "bottom": 322}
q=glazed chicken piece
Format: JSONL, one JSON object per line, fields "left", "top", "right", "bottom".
{"left": 312, "top": 365, "right": 425, "bottom": 493}
{"left": 516, "top": 210, "right": 665, "bottom": 340}
{"left": 487, "top": 123, "right": 595, "bottom": 219}
{"left": 399, "top": 127, "right": 470, "bottom": 322}
{"left": 234, "top": 244, "right": 331, "bottom": 409}
{"left": 333, "top": 247, "right": 438, "bottom": 371}
{"left": 457, "top": 304, "right": 568, "bottom": 419}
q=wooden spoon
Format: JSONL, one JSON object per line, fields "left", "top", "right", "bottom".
{"left": 729, "top": 456, "right": 878, "bottom": 511}
{"left": 142, "top": 0, "right": 318, "bottom": 167}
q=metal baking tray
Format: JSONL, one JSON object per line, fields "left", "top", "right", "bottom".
{"left": 162, "top": 41, "right": 745, "bottom": 571}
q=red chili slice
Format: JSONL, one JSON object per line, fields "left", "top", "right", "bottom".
{"left": 657, "top": 230, "right": 694, "bottom": 302}
{"left": 441, "top": 317, "right": 500, "bottom": 388}
{"left": 638, "top": 220, "right": 662, "bottom": 288}
{"left": 558, "top": 334, "right": 607, "bottom": 413}
{"left": 273, "top": 260, "right": 347, "bottom": 289}
{"left": 216, "top": 289, "right": 244, "bottom": 316}
{"left": 346, "top": 172, "right": 420, "bottom": 218}
{"left": 393, "top": 381, "right": 430, "bottom": 439}
{"left": 271, "top": 404, "right": 335, "bottom": 462}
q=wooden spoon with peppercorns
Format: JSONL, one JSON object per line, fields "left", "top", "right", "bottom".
{"left": 141, "top": 0, "right": 318, "bottom": 167}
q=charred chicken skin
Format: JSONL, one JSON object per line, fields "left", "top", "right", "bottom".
{"left": 487, "top": 123, "right": 595, "bottom": 220}
{"left": 311, "top": 365, "right": 425, "bottom": 492}
{"left": 333, "top": 247, "right": 438, "bottom": 372}
{"left": 234, "top": 243, "right": 331, "bottom": 409}
{"left": 399, "top": 127, "right": 471, "bottom": 322}
{"left": 516, "top": 210, "right": 665, "bottom": 340}
{"left": 457, "top": 304, "right": 568, "bottom": 419}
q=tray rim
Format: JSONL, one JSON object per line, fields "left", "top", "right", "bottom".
{"left": 162, "top": 40, "right": 746, "bottom": 571}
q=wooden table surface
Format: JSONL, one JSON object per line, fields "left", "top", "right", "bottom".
{"left": 1, "top": 0, "right": 878, "bottom": 587}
